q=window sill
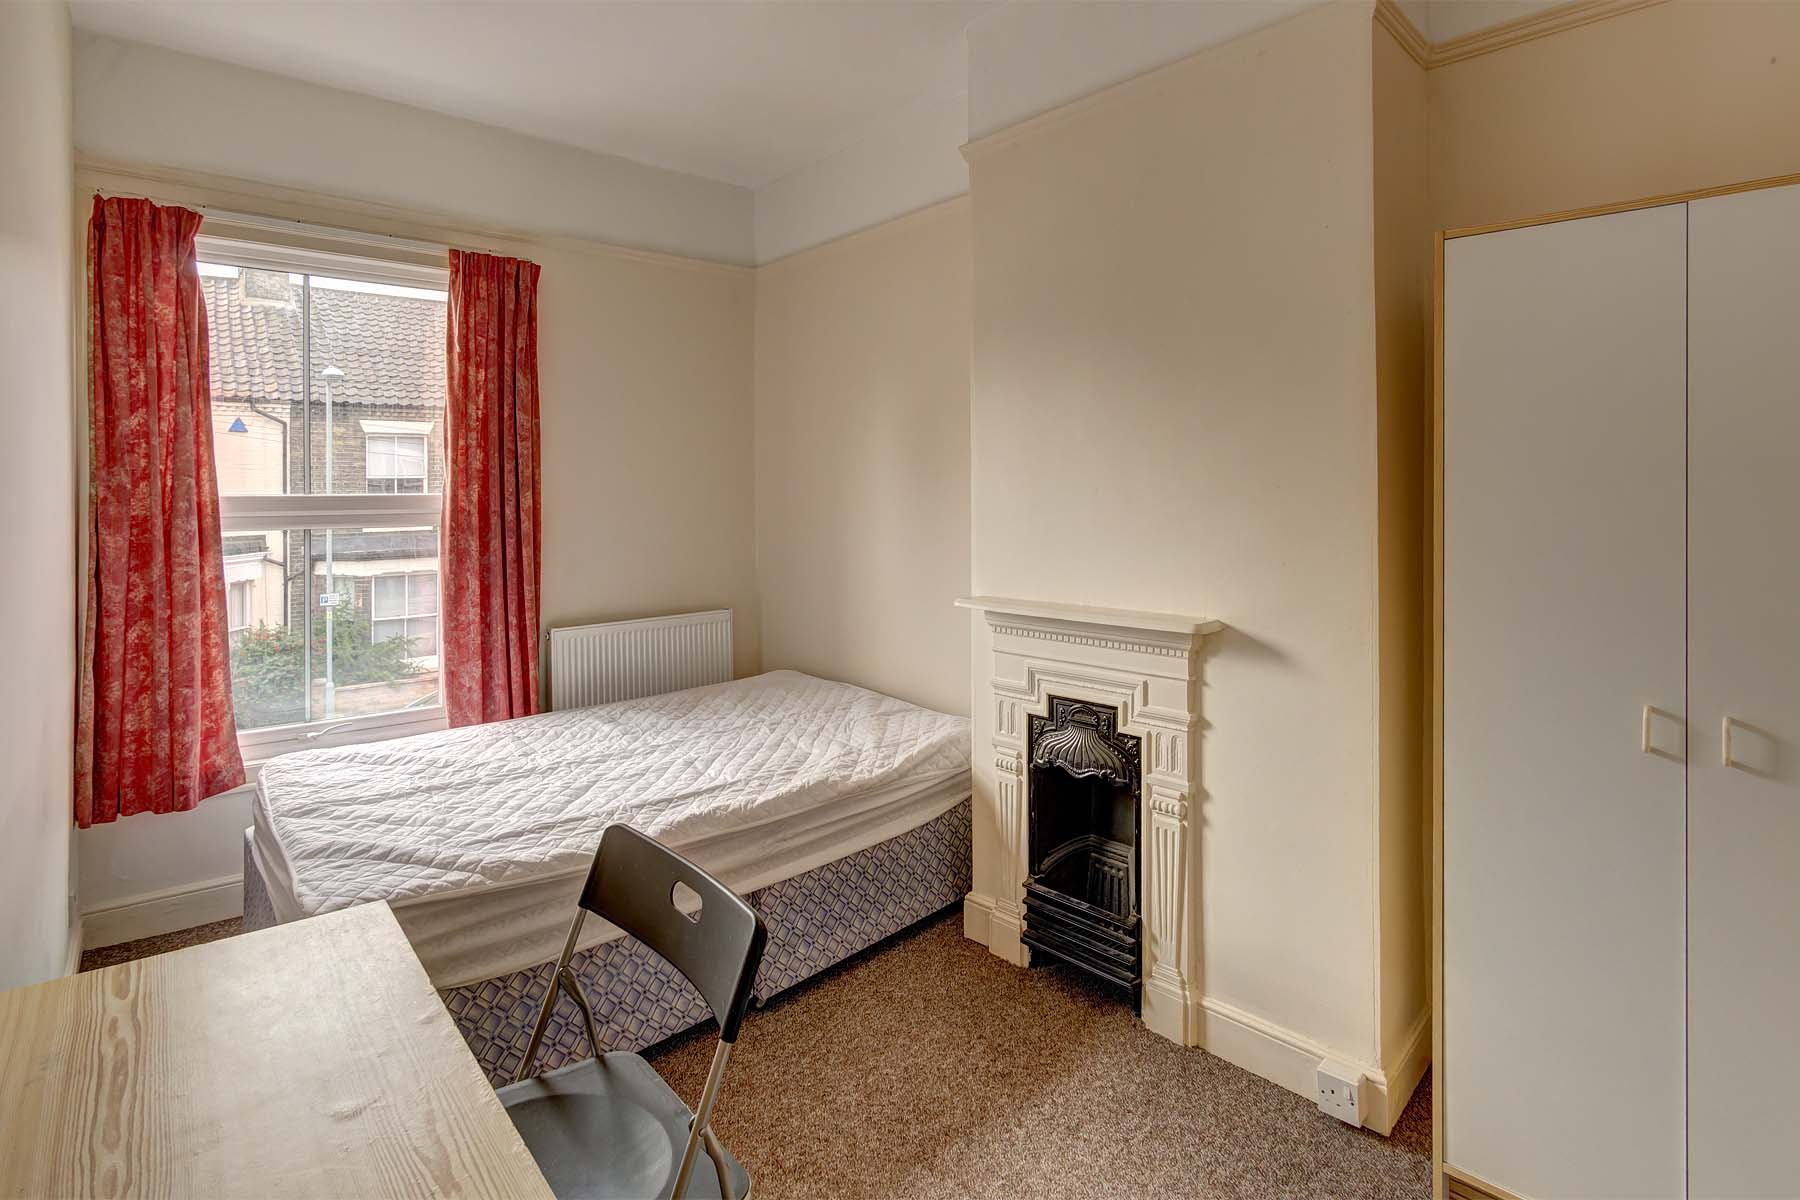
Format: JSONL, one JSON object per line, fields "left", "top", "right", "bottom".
{"left": 238, "top": 705, "right": 448, "bottom": 772}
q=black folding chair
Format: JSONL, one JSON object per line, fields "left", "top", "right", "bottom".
{"left": 497, "top": 823, "right": 768, "bottom": 1200}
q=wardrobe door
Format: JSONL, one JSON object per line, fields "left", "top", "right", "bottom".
{"left": 1687, "top": 183, "right": 1800, "bottom": 1199}
{"left": 1443, "top": 204, "right": 1687, "bottom": 1200}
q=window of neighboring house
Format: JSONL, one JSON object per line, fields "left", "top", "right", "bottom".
{"left": 365, "top": 433, "right": 427, "bottom": 494}
{"left": 372, "top": 570, "right": 439, "bottom": 659}
{"left": 199, "top": 232, "right": 449, "bottom": 762}
{"left": 227, "top": 580, "right": 252, "bottom": 633}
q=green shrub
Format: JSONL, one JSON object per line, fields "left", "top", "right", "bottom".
{"left": 229, "top": 608, "right": 422, "bottom": 729}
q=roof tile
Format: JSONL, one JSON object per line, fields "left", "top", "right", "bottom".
{"left": 203, "top": 272, "right": 446, "bottom": 409}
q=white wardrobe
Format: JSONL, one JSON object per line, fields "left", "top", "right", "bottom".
{"left": 1442, "top": 180, "right": 1800, "bottom": 1200}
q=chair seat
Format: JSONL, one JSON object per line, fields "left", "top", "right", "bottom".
{"left": 498, "top": 1053, "right": 751, "bottom": 1200}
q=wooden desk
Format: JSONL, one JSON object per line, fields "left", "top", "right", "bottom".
{"left": 0, "top": 902, "right": 553, "bottom": 1199}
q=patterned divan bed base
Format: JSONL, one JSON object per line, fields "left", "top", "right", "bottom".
{"left": 245, "top": 799, "right": 972, "bottom": 1086}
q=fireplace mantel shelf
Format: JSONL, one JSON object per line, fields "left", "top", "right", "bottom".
{"left": 955, "top": 595, "right": 1222, "bottom": 638}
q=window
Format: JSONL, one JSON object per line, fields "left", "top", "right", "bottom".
{"left": 372, "top": 570, "right": 439, "bottom": 659}
{"left": 365, "top": 432, "right": 428, "bottom": 494}
{"left": 226, "top": 580, "right": 252, "bottom": 633}
{"left": 200, "top": 234, "right": 449, "bottom": 760}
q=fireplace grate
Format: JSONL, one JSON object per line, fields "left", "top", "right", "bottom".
{"left": 1022, "top": 698, "right": 1142, "bottom": 1005}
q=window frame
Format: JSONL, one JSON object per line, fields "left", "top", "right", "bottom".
{"left": 364, "top": 433, "right": 429, "bottom": 494}
{"left": 361, "top": 418, "right": 434, "bottom": 495}
{"left": 371, "top": 568, "right": 440, "bottom": 658}
{"left": 202, "top": 234, "right": 452, "bottom": 765}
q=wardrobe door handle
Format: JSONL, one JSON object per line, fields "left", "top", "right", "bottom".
{"left": 1642, "top": 705, "right": 1684, "bottom": 761}
{"left": 1723, "top": 715, "right": 1743, "bottom": 769}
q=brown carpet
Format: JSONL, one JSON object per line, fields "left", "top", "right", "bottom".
{"left": 82, "top": 911, "right": 1430, "bottom": 1198}
{"left": 78, "top": 917, "right": 244, "bottom": 972}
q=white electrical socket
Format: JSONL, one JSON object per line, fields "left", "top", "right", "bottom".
{"left": 1315, "top": 1059, "right": 1365, "bottom": 1127}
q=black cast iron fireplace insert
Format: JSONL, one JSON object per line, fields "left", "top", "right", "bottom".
{"left": 1022, "top": 696, "right": 1142, "bottom": 1007}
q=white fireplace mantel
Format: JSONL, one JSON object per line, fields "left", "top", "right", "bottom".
{"left": 954, "top": 595, "right": 1222, "bottom": 638}
{"left": 958, "top": 595, "right": 1220, "bottom": 1047}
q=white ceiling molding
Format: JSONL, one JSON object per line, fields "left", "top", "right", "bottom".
{"left": 72, "top": 33, "right": 756, "bottom": 266}
{"left": 754, "top": 86, "right": 971, "bottom": 266}
{"left": 1375, "top": 0, "right": 1670, "bottom": 70}
{"left": 1374, "top": 0, "right": 1432, "bottom": 66}
{"left": 963, "top": 0, "right": 1322, "bottom": 141}
{"left": 1425, "top": 0, "right": 1668, "bottom": 67}
{"left": 759, "top": 0, "right": 1327, "bottom": 262}
{"left": 753, "top": 38, "right": 970, "bottom": 264}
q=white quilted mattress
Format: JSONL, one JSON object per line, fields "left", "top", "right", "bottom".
{"left": 252, "top": 670, "right": 972, "bottom": 987}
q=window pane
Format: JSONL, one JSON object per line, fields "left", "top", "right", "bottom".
{"left": 372, "top": 574, "right": 405, "bottom": 619}
{"left": 202, "top": 262, "right": 446, "bottom": 497}
{"left": 307, "top": 527, "right": 441, "bottom": 721}
{"left": 409, "top": 572, "right": 438, "bottom": 614}
{"left": 310, "top": 274, "right": 445, "bottom": 497}
{"left": 223, "top": 526, "right": 440, "bottom": 730}
{"left": 205, "top": 264, "right": 301, "bottom": 497}
{"left": 223, "top": 529, "right": 305, "bottom": 730}
{"left": 395, "top": 436, "right": 427, "bottom": 477}
{"left": 227, "top": 581, "right": 251, "bottom": 631}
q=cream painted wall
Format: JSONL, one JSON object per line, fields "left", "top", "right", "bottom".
{"left": 753, "top": 199, "right": 972, "bottom": 716}
{"left": 1371, "top": 18, "right": 1432, "bottom": 1102}
{"left": 968, "top": 0, "right": 1393, "bottom": 1079}
{"left": 1429, "top": 0, "right": 1800, "bottom": 232}
{"left": 71, "top": 163, "right": 757, "bottom": 927}
{"left": 537, "top": 245, "right": 757, "bottom": 668}
{"left": 0, "top": 1, "right": 77, "bottom": 988}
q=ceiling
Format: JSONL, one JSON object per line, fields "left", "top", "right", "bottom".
{"left": 1418, "top": 0, "right": 1562, "bottom": 43}
{"left": 70, "top": 1, "right": 1567, "bottom": 193}
{"left": 69, "top": 0, "right": 993, "bottom": 190}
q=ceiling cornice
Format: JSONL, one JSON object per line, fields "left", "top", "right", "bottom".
{"left": 1375, "top": 0, "right": 1670, "bottom": 71}
{"left": 1373, "top": 0, "right": 1430, "bottom": 68}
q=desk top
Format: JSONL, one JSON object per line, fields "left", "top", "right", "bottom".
{"left": 0, "top": 902, "right": 553, "bottom": 1199}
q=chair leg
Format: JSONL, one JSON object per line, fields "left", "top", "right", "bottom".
{"left": 702, "top": 1127, "right": 736, "bottom": 1200}
{"left": 672, "top": 1039, "right": 735, "bottom": 1200}
{"left": 559, "top": 963, "right": 603, "bottom": 1062}
{"left": 516, "top": 910, "right": 587, "bottom": 1083}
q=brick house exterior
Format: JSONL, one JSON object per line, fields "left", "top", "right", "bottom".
{"left": 205, "top": 267, "right": 446, "bottom": 719}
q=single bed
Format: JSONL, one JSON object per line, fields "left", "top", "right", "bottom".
{"left": 243, "top": 669, "right": 972, "bottom": 1084}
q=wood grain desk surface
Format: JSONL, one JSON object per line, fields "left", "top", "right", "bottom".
{"left": 0, "top": 902, "right": 553, "bottom": 1199}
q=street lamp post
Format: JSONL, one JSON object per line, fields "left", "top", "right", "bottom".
{"left": 320, "top": 365, "right": 344, "bottom": 719}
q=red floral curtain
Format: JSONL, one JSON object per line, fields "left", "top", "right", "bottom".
{"left": 443, "top": 249, "right": 543, "bottom": 727}
{"left": 76, "top": 197, "right": 244, "bottom": 827}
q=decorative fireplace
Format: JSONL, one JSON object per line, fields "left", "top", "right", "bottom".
{"left": 1023, "top": 696, "right": 1142, "bottom": 1005}
{"left": 958, "top": 594, "right": 1217, "bottom": 1046}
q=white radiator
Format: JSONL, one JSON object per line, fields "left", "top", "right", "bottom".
{"left": 547, "top": 609, "right": 733, "bottom": 710}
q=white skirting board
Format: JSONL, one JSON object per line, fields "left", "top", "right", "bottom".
{"left": 962, "top": 892, "right": 1428, "bottom": 1135}
{"left": 63, "top": 914, "right": 83, "bottom": 977}
{"left": 80, "top": 874, "right": 245, "bottom": 951}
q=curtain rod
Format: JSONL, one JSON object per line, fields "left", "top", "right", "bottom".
{"left": 91, "top": 187, "right": 451, "bottom": 257}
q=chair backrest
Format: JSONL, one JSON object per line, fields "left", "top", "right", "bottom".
{"left": 579, "top": 824, "right": 767, "bottom": 1043}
